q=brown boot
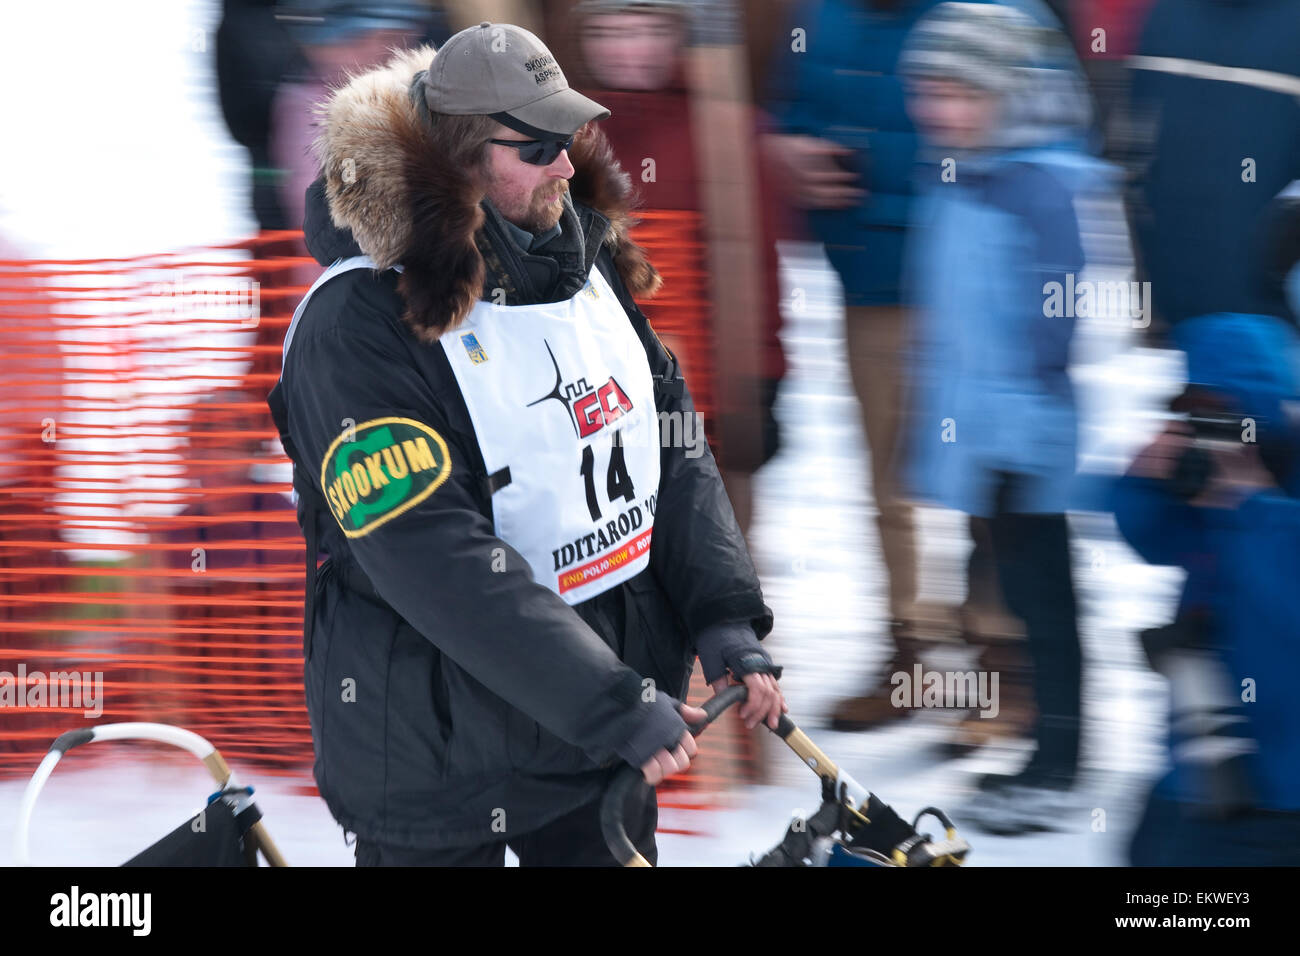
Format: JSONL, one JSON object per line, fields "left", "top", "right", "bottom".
{"left": 828, "top": 627, "right": 926, "bottom": 732}
{"left": 942, "top": 638, "right": 1036, "bottom": 756}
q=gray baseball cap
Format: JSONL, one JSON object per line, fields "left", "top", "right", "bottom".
{"left": 420, "top": 21, "right": 610, "bottom": 138}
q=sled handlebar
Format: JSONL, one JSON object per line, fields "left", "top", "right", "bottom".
{"left": 601, "top": 684, "right": 749, "bottom": 867}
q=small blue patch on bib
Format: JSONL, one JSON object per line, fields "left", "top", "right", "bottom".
{"left": 461, "top": 331, "right": 488, "bottom": 365}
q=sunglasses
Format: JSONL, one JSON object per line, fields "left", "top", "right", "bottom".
{"left": 488, "top": 135, "right": 574, "bottom": 167}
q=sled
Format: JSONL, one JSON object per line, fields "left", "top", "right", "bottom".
{"left": 12, "top": 723, "right": 287, "bottom": 867}
{"left": 601, "top": 684, "right": 972, "bottom": 867}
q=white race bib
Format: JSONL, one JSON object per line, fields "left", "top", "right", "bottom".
{"left": 440, "top": 265, "right": 660, "bottom": 604}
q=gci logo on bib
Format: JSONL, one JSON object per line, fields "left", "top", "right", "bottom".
{"left": 441, "top": 267, "right": 661, "bottom": 604}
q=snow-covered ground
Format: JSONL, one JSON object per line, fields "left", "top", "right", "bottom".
{"left": 1, "top": 0, "right": 1185, "bottom": 866}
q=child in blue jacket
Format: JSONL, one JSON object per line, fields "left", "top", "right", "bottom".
{"left": 897, "top": 1, "right": 1111, "bottom": 834}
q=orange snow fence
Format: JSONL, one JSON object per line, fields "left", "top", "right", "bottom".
{"left": 0, "top": 231, "right": 312, "bottom": 776}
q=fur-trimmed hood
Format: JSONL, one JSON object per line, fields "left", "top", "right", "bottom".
{"left": 306, "top": 44, "right": 661, "bottom": 343}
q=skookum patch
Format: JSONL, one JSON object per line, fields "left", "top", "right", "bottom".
{"left": 320, "top": 417, "right": 452, "bottom": 537}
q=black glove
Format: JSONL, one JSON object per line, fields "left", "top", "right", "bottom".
{"left": 613, "top": 692, "right": 691, "bottom": 770}
{"left": 693, "top": 622, "right": 782, "bottom": 685}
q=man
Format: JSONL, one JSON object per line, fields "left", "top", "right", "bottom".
{"left": 265, "top": 22, "right": 785, "bottom": 866}
{"left": 762, "top": 0, "right": 938, "bottom": 729}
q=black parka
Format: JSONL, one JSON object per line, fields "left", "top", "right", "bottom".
{"left": 265, "top": 47, "right": 772, "bottom": 848}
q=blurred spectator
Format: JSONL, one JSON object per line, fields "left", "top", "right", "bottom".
{"left": 272, "top": 1, "right": 443, "bottom": 291}
{"left": 1058, "top": 0, "right": 1159, "bottom": 160}
{"left": 564, "top": 0, "right": 788, "bottom": 535}
{"left": 272, "top": 2, "right": 444, "bottom": 251}
{"left": 216, "top": 1, "right": 448, "bottom": 233}
{"left": 216, "top": 2, "right": 447, "bottom": 396}
{"left": 1123, "top": 0, "right": 1300, "bottom": 335}
{"left": 760, "top": 0, "right": 1077, "bottom": 733}
{"left": 763, "top": 0, "right": 953, "bottom": 732}
{"left": 897, "top": 1, "right": 1110, "bottom": 833}
{"left": 0, "top": 233, "right": 69, "bottom": 754}
{"left": 216, "top": 0, "right": 307, "bottom": 233}
{"left": 150, "top": 388, "right": 301, "bottom": 733}
{"left": 1115, "top": 310, "right": 1300, "bottom": 865}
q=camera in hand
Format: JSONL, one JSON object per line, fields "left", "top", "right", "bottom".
{"left": 1168, "top": 405, "right": 1246, "bottom": 501}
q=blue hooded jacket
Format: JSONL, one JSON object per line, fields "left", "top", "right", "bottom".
{"left": 902, "top": 146, "right": 1112, "bottom": 517}
{"left": 895, "top": 1, "right": 1111, "bottom": 517}
{"left": 1113, "top": 312, "right": 1300, "bottom": 811}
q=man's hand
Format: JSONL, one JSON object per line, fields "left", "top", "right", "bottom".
{"left": 640, "top": 703, "right": 706, "bottom": 786}
{"left": 710, "top": 672, "right": 788, "bottom": 731}
{"left": 762, "top": 134, "right": 866, "bottom": 210}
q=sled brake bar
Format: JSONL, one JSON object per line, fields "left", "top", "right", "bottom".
{"left": 601, "top": 685, "right": 882, "bottom": 867}
{"left": 601, "top": 684, "right": 748, "bottom": 867}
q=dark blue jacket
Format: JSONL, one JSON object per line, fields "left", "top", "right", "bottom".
{"left": 1128, "top": 0, "right": 1300, "bottom": 328}
{"left": 763, "top": 0, "right": 1079, "bottom": 305}
{"left": 764, "top": 0, "right": 956, "bottom": 305}
{"left": 1116, "top": 481, "right": 1300, "bottom": 811}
